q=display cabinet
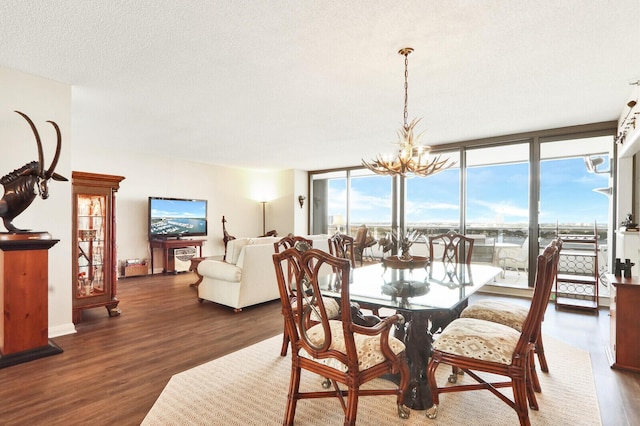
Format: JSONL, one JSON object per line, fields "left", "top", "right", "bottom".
{"left": 72, "top": 172, "right": 125, "bottom": 323}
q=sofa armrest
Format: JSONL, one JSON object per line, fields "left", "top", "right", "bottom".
{"left": 197, "top": 260, "right": 242, "bottom": 282}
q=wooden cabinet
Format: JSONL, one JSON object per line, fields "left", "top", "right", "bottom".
{"left": 555, "top": 232, "right": 599, "bottom": 311}
{"left": 72, "top": 172, "right": 125, "bottom": 324}
{"left": 605, "top": 274, "right": 640, "bottom": 373}
{"left": 149, "top": 239, "right": 205, "bottom": 274}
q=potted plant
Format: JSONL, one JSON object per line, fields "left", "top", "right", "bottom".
{"left": 397, "top": 229, "right": 424, "bottom": 261}
{"left": 381, "top": 229, "right": 424, "bottom": 261}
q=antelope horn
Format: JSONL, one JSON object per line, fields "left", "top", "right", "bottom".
{"left": 15, "top": 111, "right": 44, "bottom": 177}
{"left": 44, "top": 120, "right": 62, "bottom": 179}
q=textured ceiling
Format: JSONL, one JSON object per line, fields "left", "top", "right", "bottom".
{"left": 1, "top": 1, "right": 640, "bottom": 171}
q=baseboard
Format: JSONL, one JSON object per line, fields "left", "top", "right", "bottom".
{"left": 0, "top": 340, "right": 63, "bottom": 369}
{"left": 479, "top": 284, "right": 534, "bottom": 299}
{"left": 48, "top": 322, "right": 77, "bottom": 338}
{"left": 478, "top": 285, "right": 611, "bottom": 308}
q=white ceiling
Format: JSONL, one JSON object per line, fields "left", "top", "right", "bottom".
{"left": 2, "top": 1, "right": 640, "bottom": 171}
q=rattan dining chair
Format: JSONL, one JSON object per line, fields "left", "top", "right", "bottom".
{"left": 274, "top": 235, "right": 339, "bottom": 357}
{"left": 459, "top": 238, "right": 563, "bottom": 392}
{"left": 428, "top": 231, "right": 475, "bottom": 267}
{"left": 426, "top": 242, "right": 560, "bottom": 426}
{"left": 272, "top": 247, "right": 411, "bottom": 425}
{"left": 427, "top": 231, "right": 476, "bottom": 335}
{"left": 328, "top": 233, "right": 356, "bottom": 268}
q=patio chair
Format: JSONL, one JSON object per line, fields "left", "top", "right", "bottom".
{"left": 470, "top": 237, "right": 496, "bottom": 265}
{"left": 353, "top": 225, "right": 377, "bottom": 266}
{"left": 272, "top": 247, "right": 411, "bottom": 425}
{"left": 498, "top": 236, "right": 529, "bottom": 277}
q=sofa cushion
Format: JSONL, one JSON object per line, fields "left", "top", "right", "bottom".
{"left": 236, "top": 237, "right": 281, "bottom": 266}
{"left": 197, "top": 260, "right": 242, "bottom": 282}
{"left": 226, "top": 239, "right": 251, "bottom": 265}
{"left": 227, "top": 237, "right": 281, "bottom": 265}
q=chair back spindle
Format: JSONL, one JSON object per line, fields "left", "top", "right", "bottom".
{"left": 429, "top": 231, "right": 475, "bottom": 267}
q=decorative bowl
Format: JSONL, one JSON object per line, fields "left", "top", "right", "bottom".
{"left": 382, "top": 255, "right": 429, "bottom": 270}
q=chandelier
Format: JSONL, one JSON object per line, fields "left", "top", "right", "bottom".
{"left": 362, "top": 47, "right": 455, "bottom": 178}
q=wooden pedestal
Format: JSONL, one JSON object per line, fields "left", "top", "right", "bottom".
{"left": 0, "top": 234, "right": 63, "bottom": 368}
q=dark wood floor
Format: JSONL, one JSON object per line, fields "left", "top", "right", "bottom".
{"left": 0, "top": 272, "right": 637, "bottom": 425}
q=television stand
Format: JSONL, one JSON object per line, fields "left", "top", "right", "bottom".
{"left": 149, "top": 239, "right": 205, "bottom": 274}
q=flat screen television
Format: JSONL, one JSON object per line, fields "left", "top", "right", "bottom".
{"left": 148, "top": 197, "right": 208, "bottom": 239}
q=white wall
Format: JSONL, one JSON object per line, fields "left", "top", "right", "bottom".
{"left": 293, "top": 169, "right": 309, "bottom": 235}
{"left": 617, "top": 84, "right": 640, "bottom": 226}
{"left": 1, "top": 66, "right": 307, "bottom": 337}
{"left": 0, "top": 67, "right": 74, "bottom": 337}
{"left": 71, "top": 146, "right": 300, "bottom": 268}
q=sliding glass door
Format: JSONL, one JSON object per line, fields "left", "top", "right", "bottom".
{"left": 465, "top": 144, "right": 530, "bottom": 281}
{"left": 309, "top": 124, "right": 616, "bottom": 291}
{"left": 539, "top": 136, "right": 613, "bottom": 294}
{"left": 348, "top": 170, "right": 392, "bottom": 242}
{"left": 311, "top": 170, "right": 392, "bottom": 245}
{"left": 405, "top": 151, "right": 460, "bottom": 256}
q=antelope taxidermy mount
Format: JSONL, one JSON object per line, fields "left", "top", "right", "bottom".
{"left": 0, "top": 111, "right": 68, "bottom": 233}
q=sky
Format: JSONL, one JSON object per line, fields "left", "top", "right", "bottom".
{"left": 150, "top": 197, "right": 207, "bottom": 219}
{"left": 328, "top": 156, "right": 611, "bottom": 227}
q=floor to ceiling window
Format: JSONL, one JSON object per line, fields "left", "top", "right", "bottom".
{"left": 311, "top": 170, "right": 392, "bottom": 239}
{"left": 405, "top": 151, "right": 461, "bottom": 256}
{"left": 309, "top": 124, "right": 616, "bottom": 291}
{"left": 539, "top": 136, "right": 613, "bottom": 295}
{"left": 465, "top": 143, "right": 530, "bottom": 283}
{"left": 348, "top": 170, "right": 392, "bottom": 240}
{"left": 405, "top": 154, "right": 461, "bottom": 233}
{"left": 311, "top": 171, "right": 346, "bottom": 235}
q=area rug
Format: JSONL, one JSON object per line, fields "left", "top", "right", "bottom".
{"left": 142, "top": 335, "right": 601, "bottom": 426}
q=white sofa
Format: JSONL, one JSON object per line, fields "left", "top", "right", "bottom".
{"left": 197, "top": 235, "right": 330, "bottom": 312}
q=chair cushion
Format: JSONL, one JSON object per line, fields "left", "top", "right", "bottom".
{"left": 291, "top": 297, "right": 340, "bottom": 322}
{"left": 460, "top": 299, "right": 529, "bottom": 331}
{"left": 432, "top": 317, "right": 520, "bottom": 365}
{"left": 300, "top": 320, "right": 405, "bottom": 372}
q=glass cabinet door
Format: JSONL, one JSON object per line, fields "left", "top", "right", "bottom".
{"left": 76, "top": 194, "right": 107, "bottom": 299}
{"left": 72, "top": 171, "right": 124, "bottom": 323}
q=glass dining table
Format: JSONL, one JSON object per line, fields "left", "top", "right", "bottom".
{"left": 320, "top": 260, "right": 503, "bottom": 410}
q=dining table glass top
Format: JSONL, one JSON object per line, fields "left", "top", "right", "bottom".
{"left": 320, "top": 261, "right": 503, "bottom": 312}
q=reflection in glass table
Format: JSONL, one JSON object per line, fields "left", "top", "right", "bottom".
{"left": 320, "top": 261, "right": 502, "bottom": 410}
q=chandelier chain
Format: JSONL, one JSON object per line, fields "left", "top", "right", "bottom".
{"left": 403, "top": 52, "right": 409, "bottom": 128}
{"left": 361, "top": 47, "right": 456, "bottom": 178}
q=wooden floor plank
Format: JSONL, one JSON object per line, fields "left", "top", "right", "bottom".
{"left": 0, "top": 272, "right": 636, "bottom": 425}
